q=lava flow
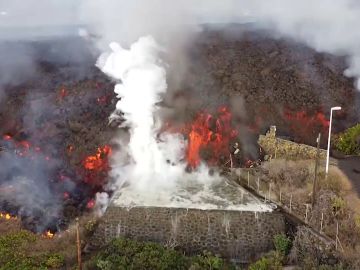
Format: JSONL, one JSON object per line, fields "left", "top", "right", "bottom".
{"left": 284, "top": 109, "right": 330, "bottom": 142}
{"left": 186, "top": 106, "right": 237, "bottom": 168}
{"left": 83, "top": 145, "right": 112, "bottom": 171}
{"left": 83, "top": 145, "right": 112, "bottom": 186}
{"left": 2, "top": 134, "right": 50, "bottom": 160}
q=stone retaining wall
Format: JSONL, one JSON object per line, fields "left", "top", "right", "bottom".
{"left": 92, "top": 206, "right": 285, "bottom": 263}
{"left": 258, "top": 126, "right": 327, "bottom": 160}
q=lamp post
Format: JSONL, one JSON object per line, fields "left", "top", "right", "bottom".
{"left": 326, "top": 106, "right": 342, "bottom": 175}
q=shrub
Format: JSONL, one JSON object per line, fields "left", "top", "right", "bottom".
{"left": 92, "top": 238, "right": 189, "bottom": 270}
{"left": 273, "top": 234, "right": 292, "bottom": 256}
{"left": 90, "top": 238, "right": 232, "bottom": 270}
{"left": 0, "top": 230, "right": 37, "bottom": 269}
{"left": 318, "top": 172, "right": 343, "bottom": 195}
{"left": 354, "top": 214, "right": 360, "bottom": 233}
{"left": 331, "top": 197, "right": 346, "bottom": 216}
{"left": 318, "top": 263, "right": 346, "bottom": 270}
{"left": 0, "top": 230, "right": 65, "bottom": 270}
{"left": 334, "top": 124, "right": 360, "bottom": 155}
{"left": 45, "top": 253, "right": 65, "bottom": 268}
{"left": 191, "top": 251, "right": 225, "bottom": 270}
{"left": 84, "top": 219, "right": 98, "bottom": 236}
{"left": 248, "top": 251, "right": 283, "bottom": 270}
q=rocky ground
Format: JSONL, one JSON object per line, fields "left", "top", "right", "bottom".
{"left": 172, "top": 26, "right": 360, "bottom": 146}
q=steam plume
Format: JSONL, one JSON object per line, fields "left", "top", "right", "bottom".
{"left": 97, "top": 36, "right": 186, "bottom": 194}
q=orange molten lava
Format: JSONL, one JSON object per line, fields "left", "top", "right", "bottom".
{"left": 284, "top": 110, "right": 330, "bottom": 141}
{"left": 83, "top": 145, "right": 112, "bottom": 171}
{"left": 186, "top": 106, "right": 237, "bottom": 168}
{"left": 2, "top": 134, "right": 46, "bottom": 158}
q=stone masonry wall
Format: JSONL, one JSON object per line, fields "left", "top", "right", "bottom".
{"left": 258, "top": 126, "right": 327, "bottom": 160}
{"left": 92, "top": 206, "right": 285, "bottom": 263}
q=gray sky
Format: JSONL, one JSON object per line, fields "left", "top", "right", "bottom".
{"left": 0, "top": 0, "right": 80, "bottom": 27}
{"left": 1, "top": 0, "right": 360, "bottom": 89}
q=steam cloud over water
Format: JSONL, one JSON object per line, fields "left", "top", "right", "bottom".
{"left": 98, "top": 36, "right": 186, "bottom": 193}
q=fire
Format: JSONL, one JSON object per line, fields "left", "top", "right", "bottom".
{"left": 44, "top": 230, "right": 54, "bottom": 239}
{"left": 83, "top": 145, "right": 112, "bottom": 186}
{"left": 83, "top": 145, "right": 112, "bottom": 171}
{"left": 67, "top": 145, "right": 74, "bottom": 154}
{"left": 0, "top": 212, "right": 16, "bottom": 220}
{"left": 186, "top": 106, "right": 237, "bottom": 168}
{"left": 58, "top": 87, "right": 68, "bottom": 100}
{"left": 3, "top": 134, "right": 12, "bottom": 141}
{"left": 284, "top": 109, "right": 330, "bottom": 142}
{"left": 86, "top": 199, "right": 95, "bottom": 209}
{"left": 2, "top": 134, "right": 45, "bottom": 158}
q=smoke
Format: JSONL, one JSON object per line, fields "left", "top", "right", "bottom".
{"left": 0, "top": 0, "right": 95, "bottom": 102}
{"left": 0, "top": 0, "right": 80, "bottom": 30}
{"left": 0, "top": 145, "right": 62, "bottom": 232}
{"left": 81, "top": 0, "right": 360, "bottom": 90}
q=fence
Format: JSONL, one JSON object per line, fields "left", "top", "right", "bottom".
{"left": 230, "top": 168, "right": 344, "bottom": 251}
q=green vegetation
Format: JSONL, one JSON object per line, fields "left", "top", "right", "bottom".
{"left": 248, "top": 251, "right": 283, "bottom": 270}
{"left": 85, "top": 238, "right": 233, "bottom": 270}
{"left": 247, "top": 234, "right": 292, "bottom": 270}
{"left": 331, "top": 196, "right": 346, "bottom": 216}
{"left": 273, "top": 234, "right": 291, "bottom": 256}
{"left": 334, "top": 124, "right": 360, "bottom": 155}
{"left": 0, "top": 230, "right": 64, "bottom": 270}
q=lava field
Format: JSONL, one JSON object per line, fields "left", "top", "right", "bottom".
{"left": 0, "top": 25, "right": 359, "bottom": 234}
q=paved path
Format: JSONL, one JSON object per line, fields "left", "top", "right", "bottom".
{"left": 337, "top": 156, "right": 360, "bottom": 195}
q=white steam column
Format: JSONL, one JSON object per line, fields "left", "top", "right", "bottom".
{"left": 325, "top": 106, "right": 341, "bottom": 175}
{"left": 96, "top": 36, "right": 275, "bottom": 212}
{"left": 97, "top": 36, "right": 186, "bottom": 194}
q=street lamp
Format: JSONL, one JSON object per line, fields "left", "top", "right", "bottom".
{"left": 326, "top": 106, "right": 342, "bottom": 175}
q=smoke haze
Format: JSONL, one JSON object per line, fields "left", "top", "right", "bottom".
{"left": 2, "top": 1, "right": 360, "bottom": 89}
{"left": 80, "top": 0, "right": 360, "bottom": 89}
{"left": 1, "top": 0, "right": 360, "bottom": 217}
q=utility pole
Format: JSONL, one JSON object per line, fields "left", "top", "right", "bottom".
{"left": 76, "top": 218, "right": 82, "bottom": 270}
{"left": 312, "top": 133, "right": 321, "bottom": 207}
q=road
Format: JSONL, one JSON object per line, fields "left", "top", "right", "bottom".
{"left": 337, "top": 156, "right": 360, "bottom": 195}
